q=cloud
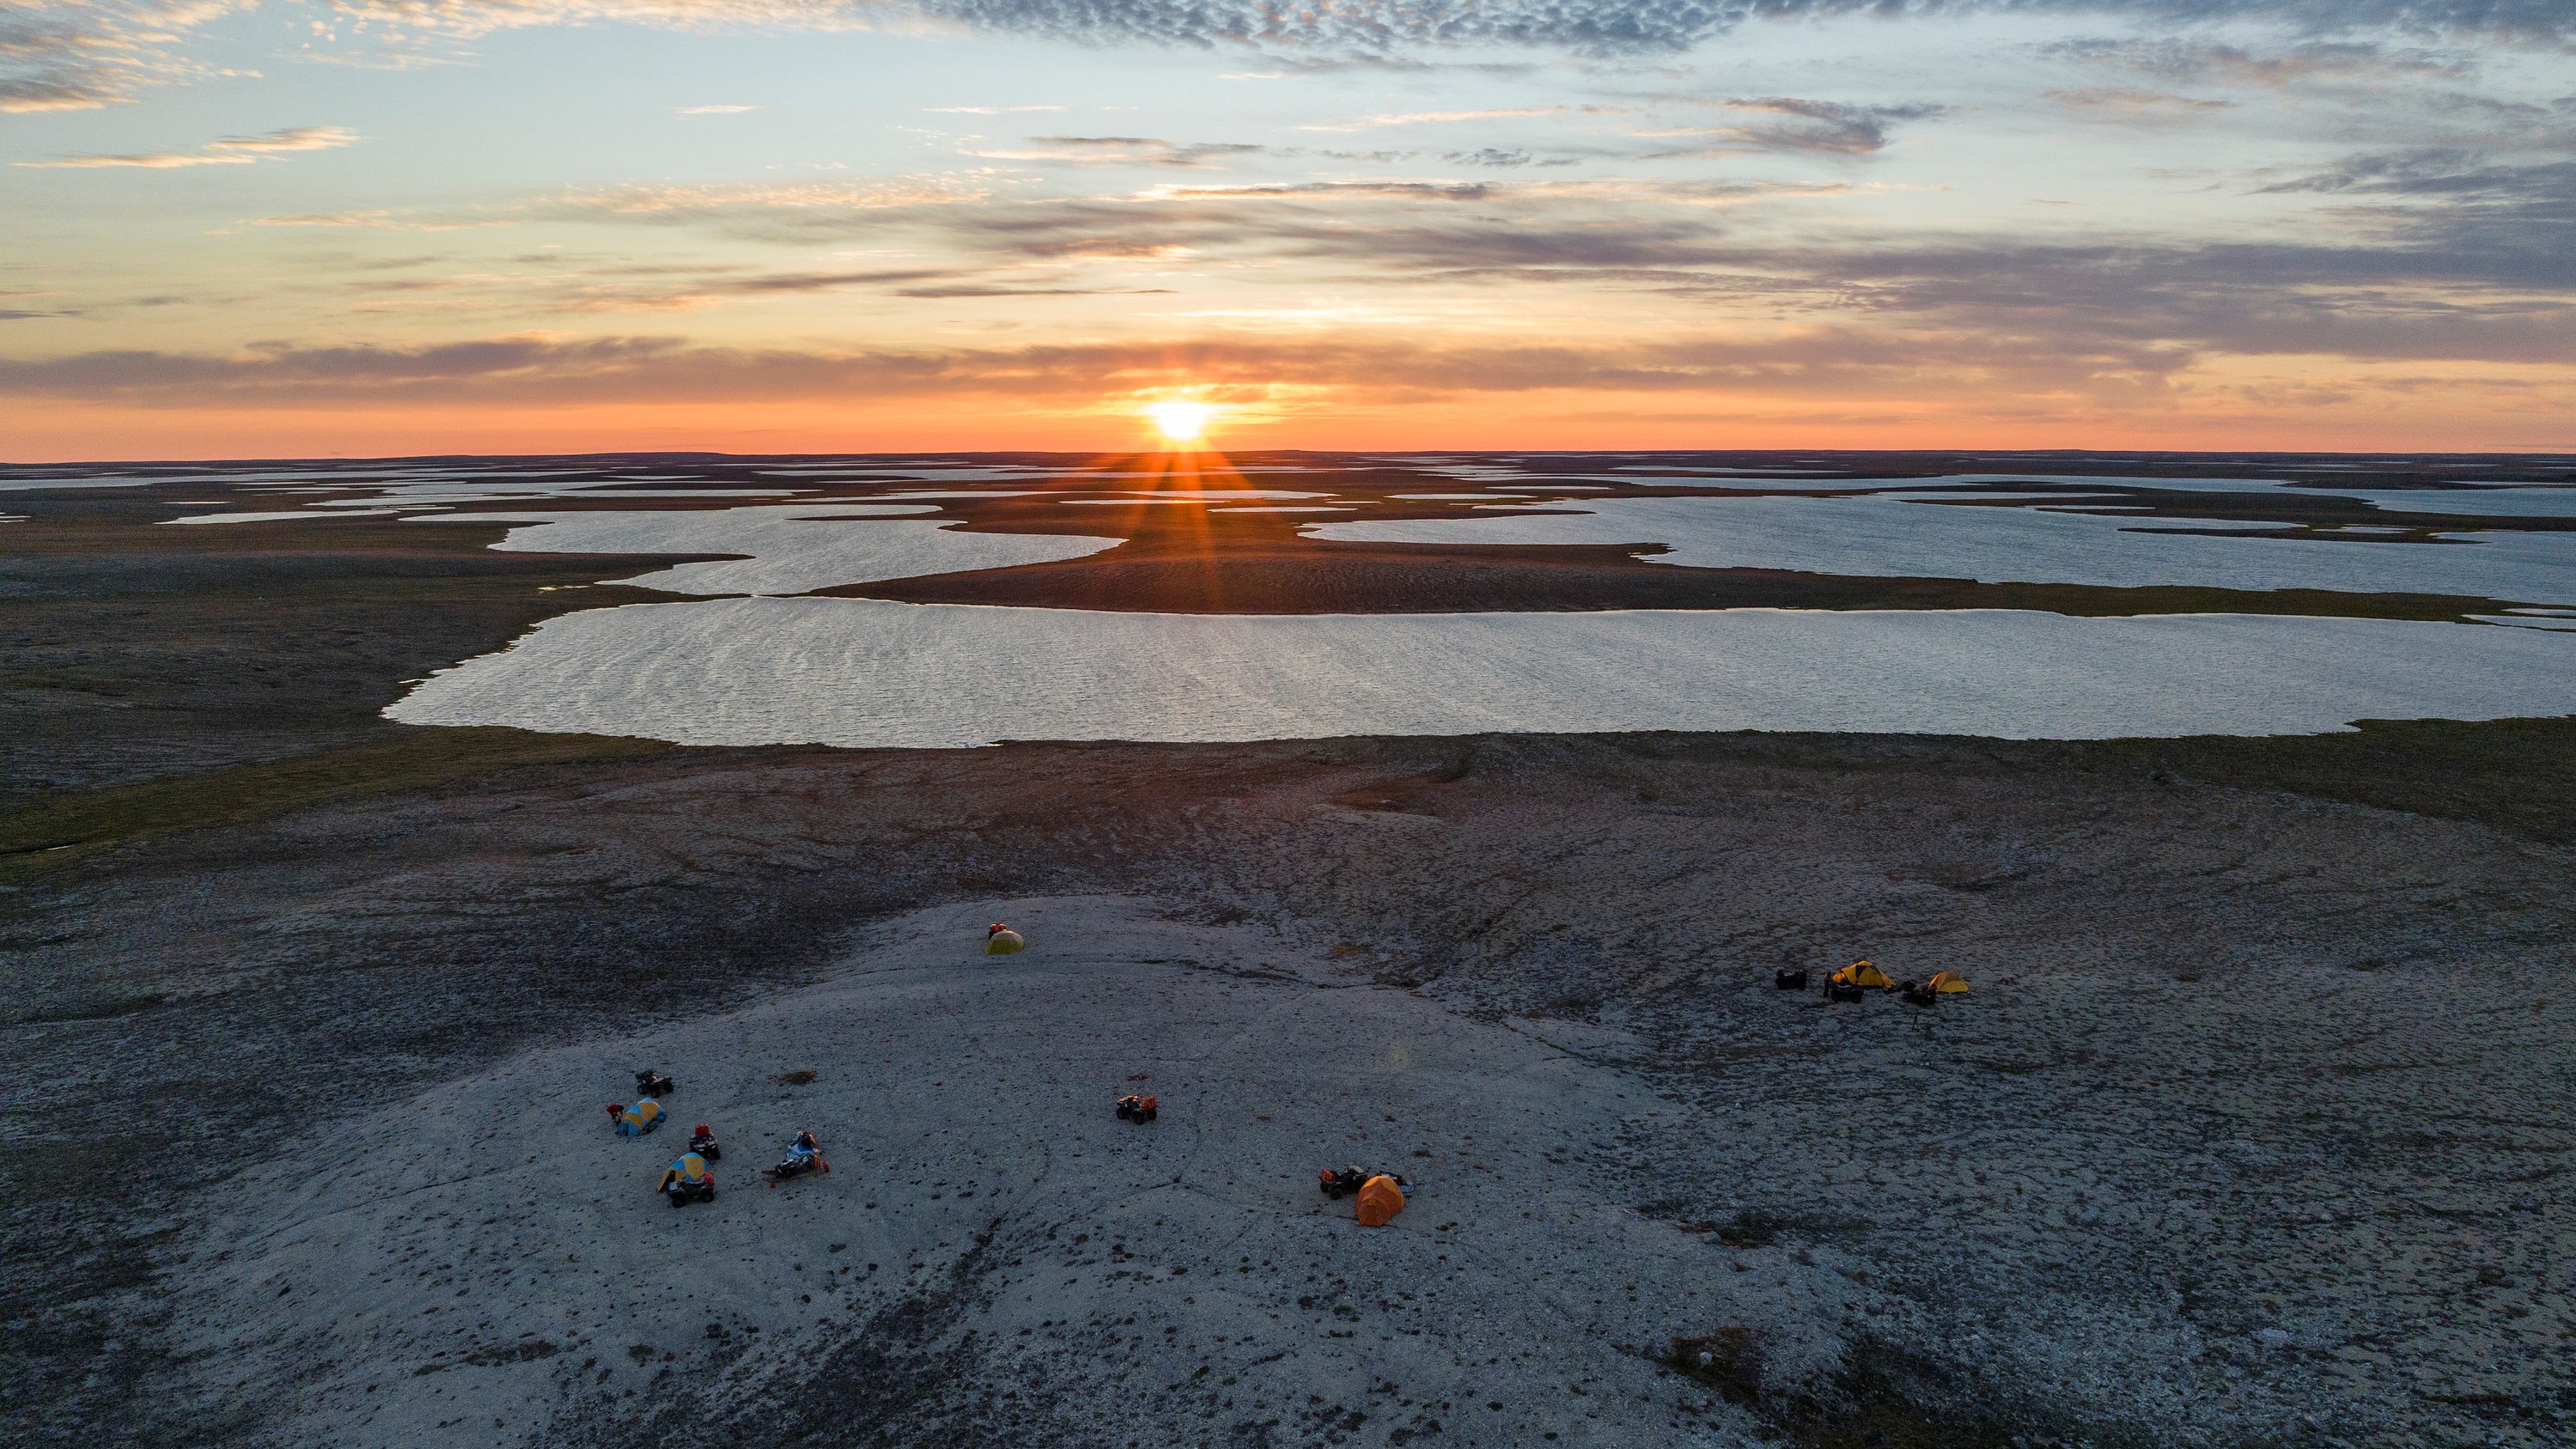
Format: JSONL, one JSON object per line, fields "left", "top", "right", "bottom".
{"left": 462, "top": 149, "right": 2574, "bottom": 368}
{"left": 2254, "top": 149, "right": 2576, "bottom": 261}
{"left": 2266, "top": 151, "right": 2576, "bottom": 207}
{"left": 889, "top": 283, "right": 1178, "bottom": 296}
{"left": 0, "top": 329, "right": 2189, "bottom": 408}
{"left": 15, "top": 125, "right": 359, "bottom": 170}
{"left": 2043, "top": 37, "right": 2471, "bottom": 87}
{"left": 1011, "top": 237, "right": 1197, "bottom": 261}
{"left": 250, "top": 210, "right": 512, "bottom": 230}
{"left": 923, "top": 105, "right": 1067, "bottom": 113}
{"left": 206, "top": 125, "right": 361, "bottom": 153}
{"left": 1299, "top": 107, "right": 1562, "bottom": 131}
{"left": 17, "top": 151, "right": 258, "bottom": 171}
{"left": 9, "top": 1, "right": 2567, "bottom": 120}
{"left": 539, "top": 177, "right": 1000, "bottom": 219}
{"left": 896, "top": 0, "right": 2576, "bottom": 57}
{"left": 676, "top": 103, "right": 757, "bottom": 114}
{"left": 1142, "top": 180, "right": 1502, "bottom": 201}
{"left": 1443, "top": 148, "right": 1581, "bottom": 168}
{"left": 2046, "top": 88, "right": 2237, "bottom": 119}
{"left": 966, "top": 136, "right": 1268, "bottom": 167}
{"left": 1641, "top": 98, "right": 1944, "bottom": 156}
{"left": 0, "top": 0, "right": 244, "bottom": 113}
{"left": 714, "top": 267, "right": 966, "bottom": 291}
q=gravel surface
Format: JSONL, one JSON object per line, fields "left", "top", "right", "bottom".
{"left": 8, "top": 733, "right": 2571, "bottom": 1447}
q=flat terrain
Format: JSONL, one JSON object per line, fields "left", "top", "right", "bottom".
{"left": 3, "top": 462, "right": 2573, "bottom": 1449}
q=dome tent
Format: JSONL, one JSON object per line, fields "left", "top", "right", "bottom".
{"left": 1355, "top": 1174, "right": 1408, "bottom": 1227}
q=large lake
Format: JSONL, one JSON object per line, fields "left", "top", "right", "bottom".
{"left": 388, "top": 597, "right": 2576, "bottom": 746}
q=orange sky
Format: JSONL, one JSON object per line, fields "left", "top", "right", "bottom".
{"left": 5, "top": 7, "right": 2572, "bottom": 460}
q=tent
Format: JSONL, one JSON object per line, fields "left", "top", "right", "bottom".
{"left": 985, "top": 923, "right": 1026, "bottom": 955}
{"left": 618, "top": 1099, "right": 665, "bottom": 1136}
{"left": 1831, "top": 961, "right": 1894, "bottom": 990}
{"left": 1355, "top": 1174, "right": 1407, "bottom": 1227}
{"left": 1928, "top": 971, "right": 1970, "bottom": 994}
{"left": 658, "top": 1153, "right": 711, "bottom": 1192}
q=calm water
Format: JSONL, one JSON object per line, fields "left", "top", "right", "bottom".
{"left": 11, "top": 451, "right": 2574, "bottom": 743}
{"left": 388, "top": 596, "right": 2576, "bottom": 746}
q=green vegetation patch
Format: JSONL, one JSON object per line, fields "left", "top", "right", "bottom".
{"left": 0, "top": 727, "right": 671, "bottom": 883}
{"left": 2092, "top": 715, "right": 2576, "bottom": 847}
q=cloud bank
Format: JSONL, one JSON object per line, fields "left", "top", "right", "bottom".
{"left": 14, "top": 125, "right": 360, "bottom": 169}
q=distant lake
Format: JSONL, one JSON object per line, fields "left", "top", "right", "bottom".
{"left": 13, "top": 451, "right": 2573, "bottom": 745}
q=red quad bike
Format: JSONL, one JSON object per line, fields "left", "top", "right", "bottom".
{"left": 1115, "top": 1094, "right": 1159, "bottom": 1123}
{"left": 689, "top": 1125, "right": 722, "bottom": 1161}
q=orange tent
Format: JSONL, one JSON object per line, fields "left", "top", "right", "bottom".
{"left": 1355, "top": 1174, "right": 1407, "bottom": 1227}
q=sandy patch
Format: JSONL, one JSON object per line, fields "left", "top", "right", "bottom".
{"left": 178, "top": 898, "right": 1838, "bottom": 1446}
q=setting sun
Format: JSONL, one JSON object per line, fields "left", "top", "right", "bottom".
{"left": 1145, "top": 401, "right": 1215, "bottom": 444}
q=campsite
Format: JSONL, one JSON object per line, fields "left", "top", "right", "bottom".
{"left": 11, "top": 681, "right": 2572, "bottom": 1446}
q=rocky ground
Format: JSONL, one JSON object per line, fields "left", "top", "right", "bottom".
{"left": 3, "top": 478, "right": 2572, "bottom": 1448}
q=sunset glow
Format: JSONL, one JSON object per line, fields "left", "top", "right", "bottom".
{"left": 1145, "top": 402, "right": 1216, "bottom": 444}
{"left": 2, "top": 6, "right": 2571, "bottom": 458}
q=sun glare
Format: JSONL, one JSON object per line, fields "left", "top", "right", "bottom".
{"left": 1145, "top": 401, "right": 1215, "bottom": 443}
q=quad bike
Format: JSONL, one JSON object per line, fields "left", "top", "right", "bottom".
{"left": 1775, "top": 970, "right": 1810, "bottom": 990}
{"left": 635, "top": 1069, "right": 676, "bottom": 1098}
{"left": 763, "top": 1151, "right": 831, "bottom": 1187}
{"left": 688, "top": 1126, "right": 722, "bottom": 1161}
{"left": 1825, "top": 983, "right": 1867, "bottom": 1003}
{"left": 665, "top": 1176, "right": 716, "bottom": 1209}
{"left": 1114, "top": 1094, "right": 1159, "bottom": 1123}
{"left": 1318, "top": 1167, "right": 1404, "bottom": 1200}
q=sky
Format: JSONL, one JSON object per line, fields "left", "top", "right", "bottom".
{"left": 2, "top": 0, "right": 2572, "bottom": 459}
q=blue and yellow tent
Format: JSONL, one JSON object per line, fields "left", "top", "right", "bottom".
{"left": 616, "top": 1099, "right": 665, "bottom": 1136}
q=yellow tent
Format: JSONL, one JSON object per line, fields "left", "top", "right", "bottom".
{"left": 985, "top": 924, "right": 1026, "bottom": 955}
{"left": 618, "top": 1099, "right": 665, "bottom": 1136}
{"left": 658, "top": 1153, "right": 710, "bottom": 1192}
{"left": 1831, "top": 961, "right": 1894, "bottom": 989}
{"left": 1355, "top": 1174, "right": 1407, "bottom": 1227}
{"left": 1928, "top": 971, "right": 1970, "bottom": 994}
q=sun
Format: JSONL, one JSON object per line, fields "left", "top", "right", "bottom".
{"left": 1144, "top": 401, "right": 1215, "bottom": 444}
